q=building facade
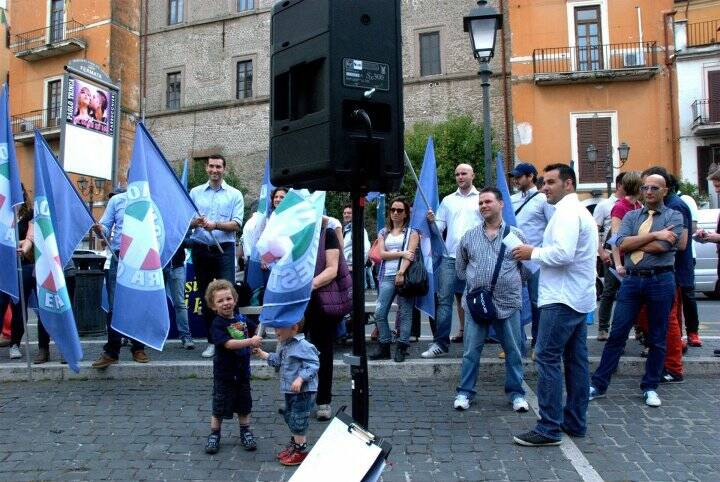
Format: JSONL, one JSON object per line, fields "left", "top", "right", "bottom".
{"left": 509, "top": 0, "right": 676, "bottom": 200}
{"left": 8, "top": 0, "right": 140, "bottom": 214}
{"left": 142, "top": 0, "right": 512, "bottom": 200}
{"left": 674, "top": 0, "right": 720, "bottom": 207}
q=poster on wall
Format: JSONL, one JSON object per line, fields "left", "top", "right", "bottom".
{"left": 60, "top": 60, "right": 120, "bottom": 181}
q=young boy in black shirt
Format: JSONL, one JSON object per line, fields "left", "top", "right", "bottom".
{"left": 204, "top": 279, "right": 263, "bottom": 455}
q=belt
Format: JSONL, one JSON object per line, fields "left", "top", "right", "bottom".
{"left": 626, "top": 266, "right": 674, "bottom": 277}
{"left": 194, "top": 241, "right": 234, "bottom": 254}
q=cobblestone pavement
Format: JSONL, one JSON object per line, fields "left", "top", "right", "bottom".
{"left": 1, "top": 375, "right": 718, "bottom": 481}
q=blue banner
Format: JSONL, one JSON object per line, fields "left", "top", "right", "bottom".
{"left": 246, "top": 159, "right": 273, "bottom": 290}
{"left": 496, "top": 153, "right": 517, "bottom": 227}
{"left": 0, "top": 84, "right": 23, "bottom": 302}
{"left": 33, "top": 131, "right": 91, "bottom": 372}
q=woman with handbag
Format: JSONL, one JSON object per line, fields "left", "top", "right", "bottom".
{"left": 305, "top": 216, "right": 352, "bottom": 420}
{"left": 369, "top": 197, "right": 419, "bottom": 363}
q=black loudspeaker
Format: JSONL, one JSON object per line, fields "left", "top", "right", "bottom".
{"left": 270, "top": 0, "right": 404, "bottom": 193}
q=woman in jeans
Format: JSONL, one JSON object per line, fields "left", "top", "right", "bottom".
{"left": 369, "top": 197, "right": 419, "bottom": 363}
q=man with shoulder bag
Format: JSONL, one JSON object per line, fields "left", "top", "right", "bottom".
{"left": 453, "top": 187, "right": 530, "bottom": 413}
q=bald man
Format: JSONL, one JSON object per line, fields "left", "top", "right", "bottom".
{"left": 422, "top": 163, "right": 482, "bottom": 358}
{"left": 589, "top": 172, "right": 684, "bottom": 408}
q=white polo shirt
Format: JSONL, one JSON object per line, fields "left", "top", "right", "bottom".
{"left": 435, "top": 186, "right": 482, "bottom": 259}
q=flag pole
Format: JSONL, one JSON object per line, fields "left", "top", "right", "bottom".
{"left": 13, "top": 207, "right": 31, "bottom": 381}
{"left": 403, "top": 151, "right": 449, "bottom": 256}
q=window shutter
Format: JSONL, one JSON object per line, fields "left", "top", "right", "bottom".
{"left": 697, "top": 146, "right": 713, "bottom": 194}
{"left": 577, "top": 117, "right": 611, "bottom": 184}
{"left": 708, "top": 71, "right": 720, "bottom": 122}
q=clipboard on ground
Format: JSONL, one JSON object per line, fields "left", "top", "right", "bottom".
{"left": 289, "top": 410, "right": 392, "bottom": 482}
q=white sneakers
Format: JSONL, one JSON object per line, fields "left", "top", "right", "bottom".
{"left": 201, "top": 344, "right": 215, "bottom": 358}
{"left": 512, "top": 397, "right": 529, "bottom": 413}
{"left": 9, "top": 344, "right": 22, "bottom": 359}
{"left": 453, "top": 394, "right": 470, "bottom": 410}
{"left": 643, "top": 390, "right": 661, "bottom": 407}
{"left": 421, "top": 343, "right": 448, "bottom": 359}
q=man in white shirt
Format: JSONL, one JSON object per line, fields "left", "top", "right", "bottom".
{"left": 422, "top": 164, "right": 482, "bottom": 358}
{"left": 341, "top": 204, "right": 370, "bottom": 270}
{"left": 510, "top": 163, "right": 555, "bottom": 352}
{"left": 511, "top": 163, "right": 598, "bottom": 447}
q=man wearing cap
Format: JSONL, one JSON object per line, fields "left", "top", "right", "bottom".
{"left": 510, "top": 163, "right": 555, "bottom": 356}
{"left": 91, "top": 185, "right": 150, "bottom": 368}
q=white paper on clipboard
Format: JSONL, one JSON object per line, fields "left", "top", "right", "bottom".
{"left": 502, "top": 231, "right": 523, "bottom": 251}
{"left": 290, "top": 417, "right": 383, "bottom": 482}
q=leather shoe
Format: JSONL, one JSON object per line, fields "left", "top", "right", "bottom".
{"left": 33, "top": 349, "right": 49, "bottom": 364}
{"left": 92, "top": 353, "right": 118, "bottom": 369}
{"left": 132, "top": 350, "right": 149, "bottom": 363}
{"left": 0, "top": 335, "right": 11, "bottom": 347}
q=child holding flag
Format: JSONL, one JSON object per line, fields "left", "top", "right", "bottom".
{"left": 254, "top": 317, "right": 320, "bottom": 466}
{"left": 204, "top": 280, "right": 262, "bottom": 455}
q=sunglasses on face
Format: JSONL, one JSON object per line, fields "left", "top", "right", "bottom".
{"left": 390, "top": 208, "right": 405, "bottom": 213}
{"left": 640, "top": 185, "right": 661, "bottom": 192}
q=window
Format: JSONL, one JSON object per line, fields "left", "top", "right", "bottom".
{"left": 574, "top": 5, "right": 603, "bottom": 71}
{"left": 166, "top": 72, "right": 181, "bottom": 109}
{"left": 708, "top": 70, "right": 720, "bottom": 123}
{"left": 419, "top": 31, "right": 441, "bottom": 77}
{"left": 168, "top": 0, "right": 184, "bottom": 25}
{"left": 238, "top": 0, "right": 254, "bottom": 12}
{"left": 236, "top": 60, "right": 253, "bottom": 99}
{"left": 576, "top": 116, "right": 611, "bottom": 184}
{"left": 49, "top": 0, "right": 64, "bottom": 42}
{"left": 46, "top": 79, "right": 61, "bottom": 127}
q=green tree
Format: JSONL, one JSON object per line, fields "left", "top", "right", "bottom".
{"left": 678, "top": 179, "right": 710, "bottom": 207}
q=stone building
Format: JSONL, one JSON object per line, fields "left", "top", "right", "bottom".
{"left": 142, "top": 0, "right": 511, "bottom": 199}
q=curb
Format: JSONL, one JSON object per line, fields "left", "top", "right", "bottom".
{"left": 2, "top": 356, "right": 719, "bottom": 382}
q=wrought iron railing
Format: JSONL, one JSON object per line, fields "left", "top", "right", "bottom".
{"left": 533, "top": 41, "right": 658, "bottom": 75}
{"left": 11, "top": 19, "right": 85, "bottom": 53}
{"left": 11, "top": 108, "right": 62, "bottom": 135}
{"left": 691, "top": 99, "right": 720, "bottom": 127}
{"left": 686, "top": 19, "right": 720, "bottom": 48}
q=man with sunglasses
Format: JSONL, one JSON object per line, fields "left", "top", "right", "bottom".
{"left": 589, "top": 173, "right": 684, "bottom": 408}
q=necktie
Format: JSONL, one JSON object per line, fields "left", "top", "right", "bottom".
{"left": 629, "top": 210, "right": 656, "bottom": 265}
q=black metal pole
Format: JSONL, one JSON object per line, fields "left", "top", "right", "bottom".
{"left": 480, "top": 62, "right": 493, "bottom": 187}
{"left": 605, "top": 151, "right": 613, "bottom": 198}
{"left": 350, "top": 192, "right": 369, "bottom": 428}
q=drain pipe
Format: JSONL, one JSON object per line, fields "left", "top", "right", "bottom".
{"left": 664, "top": 10, "right": 679, "bottom": 176}
{"left": 499, "top": 0, "right": 512, "bottom": 170}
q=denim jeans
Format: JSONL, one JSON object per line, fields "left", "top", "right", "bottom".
{"left": 191, "top": 242, "right": 236, "bottom": 343}
{"left": 527, "top": 270, "right": 540, "bottom": 346}
{"left": 591, "top": 271, "right": 675, "bottom": 393}
{"left": 374, "top": 275, "right": 413, "bottom": 345}
{"left": 534, "top": 303, "right": 589, "bottom": 440}
{"left": 104, "top": 255, "right": 145, "bottom": 359}
{"left": 164, "top": 265, "right": 191, "bottom": 340}
{"left": 457, "top": 310, "right": 524, "bottom": 402}
{"left": 597, "top": 263, "right": 621, "bottom": 333}
{"left": 365, "top": 266, "right": 377, "bottom": 290}
{"left": 434, "top": 256, "right": 462, "bottom": 350}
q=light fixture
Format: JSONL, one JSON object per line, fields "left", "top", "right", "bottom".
{"left": 586, "top": 144, "right": 598, "bottom": 163}
{"left": 617, "top": 142, "right": 630, "bottom": 163}
{"left": 463, "top": 0, "right": 503, "bottom": 63}
{"left": 77, "top": 176, "right": 88, "bottom": 192}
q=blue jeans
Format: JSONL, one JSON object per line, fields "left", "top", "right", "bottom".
{"left": 284, "top": 392, "right": 316, "bottom": 436}
{"left": 534, "top": 303, "right": 589, "bottom": 440}
{"left": 591, "top": 271, "right": 675, "bottom": 393}
{"left": 365, "top": 266, "right": 377, "bottom": 290}
{"left": 457, "top": 310, "right": 525, "bottom": 402}
{"left": 164, "top": 265, "right": 191, "bottom": 340}
{"left": 527, "top": 270, "right": 540, "bottom": 346}
{"left": 374, "top": 275, "right": 413, "bottom": 345}
{"left": 434, "top": 256, "right": 463, "bottom": 350}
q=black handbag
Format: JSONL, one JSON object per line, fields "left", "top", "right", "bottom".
{"left": 466, "top": 226, "right": 510, "bottom": 323}
{"left": 398, "top": 247, "right": 429, "bottom": 297}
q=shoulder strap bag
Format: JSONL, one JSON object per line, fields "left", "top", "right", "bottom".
{"left": 466, "top": 225, "right": 510, "bottom": 324}
{"left": 514, "top": 191, "right": 541, "bottom": 216}
{"left": 397, "top": 229, "right": 429, "bottom": 298}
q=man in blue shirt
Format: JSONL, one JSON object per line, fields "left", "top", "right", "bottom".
{"left": 91, "top": 186, "right": 149, "bottom": 368}
{"left": 189, "top": 155, "right": 244, "bottom": 358}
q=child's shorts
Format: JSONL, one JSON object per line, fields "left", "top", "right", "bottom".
{"left": 284, "top": 392, "right": 316, "bottom": 436}
{"left": 213, "top": 377, "right": 252, "bottom": 420}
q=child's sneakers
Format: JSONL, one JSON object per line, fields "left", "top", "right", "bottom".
{"left": 279, "top": 444, "right": 308, "bottom": 466}
{"left": 205, "top": 432, "right": 221, "bottom": 454}
{"left": 239, "top": 426, "right": 257, "bottom": 451}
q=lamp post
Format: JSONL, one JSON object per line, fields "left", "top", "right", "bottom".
{"left": 587, "top": 142, "right": 631, "bottom": 197}
{"left": 464, "top": 0, "right": 503, "bottom": 187}
{"left": 77, "top": 176, "right": 106, "bottom": 248}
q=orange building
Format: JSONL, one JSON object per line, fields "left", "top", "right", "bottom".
{"left": 7, "top": 0, "right": 140, "bottom": 215}
{"left": 509, "top": 0, "right": 676, "bottom": 199}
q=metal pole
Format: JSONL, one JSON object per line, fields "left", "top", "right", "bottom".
{"left": 605, "top": 149, "right": 613, "bottom": 198}
{"left": 13, "top": 207, "right": 31, "bottom": 381}
{"left": 350, "top": 192, "right": 369, "bottom": 428}
{"left": 480, "top": 62, "right": 493, "bottom": 187}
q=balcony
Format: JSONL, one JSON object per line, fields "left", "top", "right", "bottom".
{"left": 686, "top": 19, "right": 720, "bottom": 48}
{"left": 532, "top": 41, "right": 659, "bottom": 85}
{"left": 11, "top": 20, "right": 86, "bottom": 61}
{"left": 691, "top": 99, "right": 720, "bottom": 137}
{"left": 12, "top": 108, "right": 62, "bottom": 143}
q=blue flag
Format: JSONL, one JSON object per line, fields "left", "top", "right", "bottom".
{"left": 33, "top": 131, "right": 92, "bottom": 372}
{"left": 0, "top": 84, "right": 23, "bottom": 302}
{"left": 409, "top": 137, "right": 445, "bottom": 318}
{"left": 366, "top": 192, "right": 381, "bottom": 202}
{"left": 495, "top": 153, "right": 517, "bottom": 227}
{"left": 180, "top": 158, "right": 189, "bottom": 190}
{"left": 376, "top": 194, "right": 385, "bottom": 235}
{"left": 111, "top": 123, "right": 197, "bottom": 350}
{"left": 246, "top": 159, "right": 274, "bottom": 290}
{"left": 258, "top": 190, "right": 325, "bottom": 327}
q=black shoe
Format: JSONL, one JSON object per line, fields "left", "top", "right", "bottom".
{"left": 660, "top": 370, "right": 684, "bottom": 383}
{"left": 714, "top": 349, "right": 720, "bottom": 357}
{"left": 394, "top": 343, "right": 408, "bottom": 363}
{"left": 368, "top": 343, "right": 391, "bottom": 360}
{"left": 239, "top": 428, "right": 257, "bottom": 451}
{"left": 205, "top": 432, "right": 220, "bottom": 454}
{"left": 513, "top": 430, "right": 561, "bottom": 447}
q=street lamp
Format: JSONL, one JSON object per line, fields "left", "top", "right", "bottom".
{"left": 586, "top": 143, "right": 631, "bottom": 197}
{"left": 77, "top": 176, "right": 105, "bottom": 248}
{"left": 464, "top": 0, "right": 503, "bottom": 187}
